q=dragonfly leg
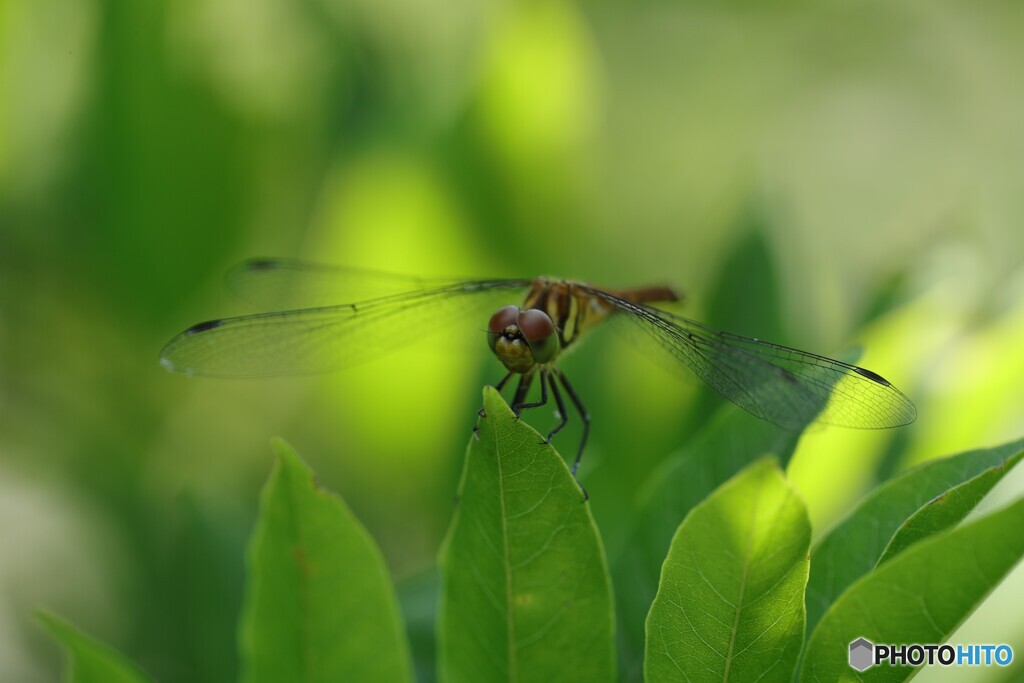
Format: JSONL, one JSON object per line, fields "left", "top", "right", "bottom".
{"left": 554, "top": 369, "right": 590, "bottom": 480}
{"left": 511, "top": 370, "right": 547, "bottom": 415}
{"left": 508, "top": 372, "right": 535, "bottom": 418}
{"left": 543, "top": 373, "right": 569, "bottom": 444}
{"left": 494, "top": 371, "right": 513, "bottom": 392}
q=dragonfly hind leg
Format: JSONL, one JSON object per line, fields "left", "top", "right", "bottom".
{"left": 543, "top": 372, "right": 569, "bottom": 445}
{"left": 553, "top": 369, "right": 591, "bottom": 478}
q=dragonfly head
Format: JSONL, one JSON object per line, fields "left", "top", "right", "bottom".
{"left": 487, "top": 305, "right": 561, "bottom": 372}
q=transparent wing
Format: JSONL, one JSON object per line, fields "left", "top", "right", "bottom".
{"left": 225, "top": 258, "right": 478, "bottom": 311}
{"left": 578, "top": 285, "right": 916, "bottom": 430}
{"left": 161, "top": 277, "right": 531, "bottom": 377}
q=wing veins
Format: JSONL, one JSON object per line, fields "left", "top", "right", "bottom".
{"left": 161, "top": 278, "right": 531, "bottom": 376}
{"left": 574, "top": 284, "right": 914, "bottom": 429}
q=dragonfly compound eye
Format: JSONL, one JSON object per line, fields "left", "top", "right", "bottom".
{"left": 518, "top": 309, "right": 560, "bottom": 363}
{"left": 487, "top": 305, "right": 521, "bottom": 352}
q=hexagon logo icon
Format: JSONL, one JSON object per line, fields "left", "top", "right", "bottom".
{"left": 849, "top": 637, "right": 875, "bottom": 671}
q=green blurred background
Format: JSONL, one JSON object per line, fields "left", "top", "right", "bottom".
{"left": 3, "top": 0, "right": 1024, "bottom": 681}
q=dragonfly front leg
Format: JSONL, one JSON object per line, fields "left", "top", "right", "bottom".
{"left": 494, "top": 371, "right": 514, "bottom": 393}
{"left": 474, "top": 371, "right": 532, "bottom": 440}
{"left": 511, "top": 370, "right": 547, "bottom": 416}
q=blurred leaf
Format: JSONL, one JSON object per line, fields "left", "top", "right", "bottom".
{"left": 805, "top": 436, "right": 1024, "bottom": 636}
{"left": 687, "top": 215, "right": 788, "bottom": 431}
{"left": 613, "top": 405, "right": 800, "bottom": 681}
{"left": 396, "top": 569, "right": 441, "bottom": 683}
{"left": 856, "top": 269, "right": 913, "bottom": 330}
{"left": 645, "top": 458, "right": 810, "bottom": 683}
{"left": 37, "top": 612, "right": 153, "bottom": 683}
{"left": 704, "top": 211, "right": 788, "bottom": 343}
{"left": 239, "top": 440, "right": 412, "bottom": 683}
{"left": 90, "top": 0, "right": 249, "bottom": 321}
{"left": 171, "top": 495, "right": 246, "bottom": 683}
{"left": 437, "top": 387, "right": 615, "bottom": 682}
{"left": 800, "top": 495, "right": 1024, "bottom": 682}
{"left": 877, "top": 449, "right": 1024, "bottom": 565}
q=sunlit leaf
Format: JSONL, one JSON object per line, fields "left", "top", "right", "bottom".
{"left": 437, "top": 387, "right": 615, "bottom": 682}
{"left": 614, "top": 405, "right": 800, "bottom": 679}
{"left": 239, "top": 440, "right": 412, "bottom": 683}
{"left": 805, "top": 437, "right": 1024, "bottom": 636}
{"left": 877, "top": 449, "right": 1024, "bottom": 565}
{"left": 37, "top": 612, "right": 153, "bottom": 683}
{"left": 800, "top": 495, "right": 1024, "bottom": 682}
{"left": 645, "top": 458, "right": 810, "bottom": 682}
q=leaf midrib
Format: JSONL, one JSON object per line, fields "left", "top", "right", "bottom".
{"left": 494, "top": 422, "right": 518, "bottom": 682}
{"left": 722, "top": 484, "right": 763, "bottom": 681}
{"left": 280, "top": 464, "right": 314, "bottom": 682}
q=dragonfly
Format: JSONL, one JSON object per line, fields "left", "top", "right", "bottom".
{"left": 161, "top": 259, "right": 917, "bottom": 486}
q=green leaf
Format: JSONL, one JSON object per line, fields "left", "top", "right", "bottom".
{"left": 877, "top": 449, "right": 1024, "bottom": 565}
{"left": 645, "top": 458, "right": 810, "bottom": 683}
{"left": 686, "top": 216, "right": 789, "bottom": 430}
{"left": 800, "top": 495, "right": 1024, "bottom": 682}
{"left": 613, "top": 405, "right": 801, "bottom": 679}
{"left": 805, "top": 437, "right": 1024, "bottom": 636}
{"left": 396, "top": 568, "right": 441, "bottom": 683}
{"left": 37, "top": 612, "right": 154, "bottom": 683}
{"left": 704, "top": 213, "right": 789, "bottom": 345}
{"left": 437, "top": 386, "right": 615, "bottom": 682}
{"left": 239, "top": 440, "right": 412, "bottom": 683}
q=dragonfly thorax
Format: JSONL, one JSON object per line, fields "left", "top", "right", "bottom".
{"left": 487, "top": 305, "right": 561, "bottom": 373}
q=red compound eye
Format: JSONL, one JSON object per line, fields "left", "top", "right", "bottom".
{"left": 517, "top": 309, "right": 555, "bottom": 342}
{"left": 488, "top": 305, "right": 520, "bottom": 334}
{"left": 517, "top": 309, "right": 560, "bottom": 363}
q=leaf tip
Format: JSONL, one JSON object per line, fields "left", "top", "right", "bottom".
{"left": 749, "top": 454, "right": 783, "bottom": 477}
{"left": 481, "top": 384, "right": 510, "bottom": 414}
{"left": 34, "top": 609, "right": 65, "bottom": 639}
{"left": 476, "top": 385, "right": 519, "bottom": 440}
{"left": 270, "top": 436, "right": 298, "bottom": 460}
{"left": 269, "top": 438, "right": 312, "bottom": 478}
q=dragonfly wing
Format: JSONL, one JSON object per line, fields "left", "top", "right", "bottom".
{"left": 578, "top": 285, "right": 916, "bottom": 430}
{"left": 226, "top": 259, "right": 477, "bottom": 311}
{"left": 161, "top": 279, "right": 531, "bottom": 377}
{"left": 697, "top": 327, "right": 917, "bottom": 429}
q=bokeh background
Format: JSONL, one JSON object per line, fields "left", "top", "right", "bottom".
{"left": 3, "top": 0, "right": 1024, "bottom": 681}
